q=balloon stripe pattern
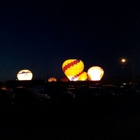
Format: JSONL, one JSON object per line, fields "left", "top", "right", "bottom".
{"left": 62, "top": 59, "right": 80, "bottom": 72}
{"left": 71, "top": 71, "right": 84, "bottom": 81}
{"left": 62, "top": 59, "right": 84, "bottom": 81}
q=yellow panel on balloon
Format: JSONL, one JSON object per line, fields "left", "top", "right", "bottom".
{"left": 78, "top": 72, "right": 87, "bottom": 81}
{"left": 62, "top": 59, "right": 84, "bottom": 81}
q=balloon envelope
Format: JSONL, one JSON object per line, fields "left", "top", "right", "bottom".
{"left": 60, "top": 77, "right": 69, "bottom": 82}
{"left": 62, "top": 59, "right": 84, "bottom": 81}
{"left": 87, "top": 66, "right": 104, "bottom": 81}
{"left": 78, "top": 72, "right": 87, "bottom": 81}
{"left": 48, "top": 77, "right": 57, "bottom": 82}
{"left": 17, "top": 69, "right": 33, "bottom": 81}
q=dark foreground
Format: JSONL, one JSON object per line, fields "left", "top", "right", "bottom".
{"left": 1, "top": 82, "right": 140, "bottom": 139}
{"left": 1, "top": 98, "right": 140, "bottom": 139}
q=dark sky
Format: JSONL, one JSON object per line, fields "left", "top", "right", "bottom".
{"left": 0, "top": 0, "right": 140, "bottom": 82}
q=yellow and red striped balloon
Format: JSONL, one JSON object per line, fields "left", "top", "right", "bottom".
{"left": 78, "top": 72, "right": 87, "bottom": 81}
{"left": 62, "top": 59, "right": 84, "bottom": 81}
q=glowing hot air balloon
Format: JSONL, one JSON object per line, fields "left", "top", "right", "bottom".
{"left": 78, "top": 72, "right": 87, "bottom": 81}
{"left": 60, "top": 77, "right": 69, "bottom": 82}
{"left": 48, "top": 77, "right": 57, "bottom": 82}
{"left": 87, "top": 66, "right": 104, "bottom": 81}
{"left": 62, "top": 59, "right": 84, "bottom": 81}
{"left": 17, "top": 69, "right": 33, "bottom": 81}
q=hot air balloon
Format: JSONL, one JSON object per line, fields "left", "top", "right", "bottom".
{"left": 48, "top": 77, "right": 57, "bottom": 82}
{"left": 87, "top": 66, "right": 104, "bottom": 81}
{"left": 62, "top": 59, "right": 84, "bottom": 81}
{"left": 60, "top": 77, "right": 69, "bottom": 82}
{"left": 78, "top": 72, "right": 87, "bottom": 81}
{"left": 17, "top": 69, "right": 33, "bottom": 81}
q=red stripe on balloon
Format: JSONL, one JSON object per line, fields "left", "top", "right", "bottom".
{"left": 71, "top": 71, "right": 84, "bottom": 81}
{"left": 62, "top": 59, "right": 80, "bottom": 72}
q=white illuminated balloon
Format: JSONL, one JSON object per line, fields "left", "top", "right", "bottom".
{"left": 87, "top": 66, "right": 104, "bottom": 81}
{"left": 17, "top": 69, "right": 33, "bottom": 81}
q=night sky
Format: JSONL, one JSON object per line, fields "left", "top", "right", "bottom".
{"left": 0, "top": 0, "right": 140, "bottom": 82}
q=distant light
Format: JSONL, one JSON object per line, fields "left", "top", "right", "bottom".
{"left": 121, "top": 59, "right": 126, "bottom": 63}
{"left": 87, "top": 66, "right": 104, "bottom": 81}
{"left": 1, "top": 86, "right": 6, "bottom": 90}
{"left": 123, "top": 83, "right": 126, "bottom": 85}
{"left": 17, "top": 69, "right": 33, "bottom": 81}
